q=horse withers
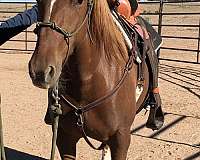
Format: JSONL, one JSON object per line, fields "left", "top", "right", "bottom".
{"left": 29, "top": 0, "right": 162, "bottom": 159}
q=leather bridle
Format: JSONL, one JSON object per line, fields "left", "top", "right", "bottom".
{"left": 35, "top": 0, "right": 94, "bottom": 39}
{"left": 34, "top": 0, "right": 136, "bottom": 154}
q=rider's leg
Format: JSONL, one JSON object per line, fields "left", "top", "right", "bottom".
{"left": 129, "top": 0, "right": 138, "bottom": 14}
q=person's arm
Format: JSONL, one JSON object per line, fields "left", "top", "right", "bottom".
{"left": 0, "top": 5, "right": 38, "bottom": 46}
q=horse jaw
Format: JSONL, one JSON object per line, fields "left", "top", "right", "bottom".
{"left": 101, "top": 145, "right": 111, "bottom": 160}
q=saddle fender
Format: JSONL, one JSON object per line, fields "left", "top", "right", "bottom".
{"left": 135, "top": 17, "right": 164, "bottom": 130}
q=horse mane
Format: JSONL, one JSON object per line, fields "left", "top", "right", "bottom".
{"left": 90, "top": 0, "right": 128, "bottom": 63}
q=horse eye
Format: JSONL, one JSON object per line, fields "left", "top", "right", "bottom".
{"left": 78, "top": 0, "right": 83, "bottom": 3}
{"left": 73, "top": 0, "right": 83, "bottom": 5}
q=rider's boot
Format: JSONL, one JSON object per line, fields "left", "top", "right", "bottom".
{"left": 136, "top": 17, "right": 164, "bottom": 130}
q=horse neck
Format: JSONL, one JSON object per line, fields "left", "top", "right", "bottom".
{"left": 78, "top": 36, "right": 129, "bottom": 79}
{"left": 60, "top": 23, "right": 128, "bottom": 101}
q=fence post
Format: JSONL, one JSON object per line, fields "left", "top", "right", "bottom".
{"left": 158, "top": 0, "right": 164, "bottom": 35}
{"left": 158, "top": 0, "right": 164, "bottom": 58}
{"left": 197, "top": 19, "right": 200, "bottom": 64}
{"left": 0, "top": 95, "right": 6, "bottom": 160}
{"left": 25, "top": 3, "right": 28, "bottom": 51}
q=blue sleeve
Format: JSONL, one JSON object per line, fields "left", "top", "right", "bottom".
{"left": 0, "top": 5, "right": 38, "bottom": 46}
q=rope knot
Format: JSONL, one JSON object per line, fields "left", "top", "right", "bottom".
{"left": 50, "top": 104, "right": 62, "bottom": 116}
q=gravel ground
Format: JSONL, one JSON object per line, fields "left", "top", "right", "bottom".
{"left": 0, "top": 53, "right": 199, "bottom": 160}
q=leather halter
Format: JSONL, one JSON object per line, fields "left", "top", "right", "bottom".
{"left": 35, "top": 0, "right": 94, "bottom": 39}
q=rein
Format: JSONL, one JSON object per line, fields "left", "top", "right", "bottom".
{"left": 60, "top": 53, "right": 135, "bottom": 118}
{"left": 59, "top": 52, "right": 135, "bottom": 150}
{"left": 35, "top": 0, "right": 136, "bottom": 158}
{"left": 50, "top": 49, "right": 135, "bottom": 153}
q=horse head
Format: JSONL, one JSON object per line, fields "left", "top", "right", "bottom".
{"left": 29, "top": 0, "right": 92, "bottom": 89}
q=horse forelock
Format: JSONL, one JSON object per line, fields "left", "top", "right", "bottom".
{"left": 91, "top": 0, "right": 128, "bottom": 63}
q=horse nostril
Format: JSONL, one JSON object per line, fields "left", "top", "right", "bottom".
{"left": 45, "top": 66, "right": 55, "bottom": 82}
{"left": 49, "top": 66, "right": 55, "bottom": 78}
{"left": 29, "top": 62, "right": 36, "bottom": 80}
{"left": 29, "top": 68, "right": 36, "bottom": 80}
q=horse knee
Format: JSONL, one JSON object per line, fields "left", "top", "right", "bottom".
{"left": 107, "top": 131, "right": 131, "bottom": 160}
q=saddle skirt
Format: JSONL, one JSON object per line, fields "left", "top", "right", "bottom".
{"left": 111, "top": 10, "right": 162, "bottom": 54}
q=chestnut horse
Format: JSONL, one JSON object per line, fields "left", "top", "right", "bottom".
{"left": 29, "top": 0, "right": 149, "bottom": 159}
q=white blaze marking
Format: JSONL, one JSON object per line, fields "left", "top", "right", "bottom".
{"left": 50, "top": 0, "right": 56, "bottom": 15}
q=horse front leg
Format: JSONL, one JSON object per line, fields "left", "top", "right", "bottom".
{"left": 107, "top": 129, "right": 131, "bottom": 160}
{"left": 56, "top": 126, "right": 79, "bottom": 160}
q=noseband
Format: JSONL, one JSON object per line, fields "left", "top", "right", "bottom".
{"left": 34, "top": 0, "right": 94, "bottom": 39}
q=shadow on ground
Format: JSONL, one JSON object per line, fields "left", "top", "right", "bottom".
{"left": 183, "top": 151, "right": 200, "bottom": 160}
{"left": 5, "top": 147, "right": 47, "bottom": 160}
{"left": 131, "top": 112, "right": 200, "bottom": 149}
{"left": 159, "top": 63, "right": 200, "bottom": 99}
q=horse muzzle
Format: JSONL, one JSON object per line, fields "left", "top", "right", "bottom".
{"left": 29, "top": 65, "right": 56, "bottom": 89}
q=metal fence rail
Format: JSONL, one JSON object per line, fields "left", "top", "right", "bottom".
{"left": 0, "top": 1, "right": 199, "bottom": 64}
{"left": 0, "top": 2, "right": 36, "bottom": 52}
{"left": 140, "top": 0, "right": 200, "bottom": 64}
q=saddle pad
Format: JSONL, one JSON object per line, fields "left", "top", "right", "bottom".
{"left": 111, "top": 10, "right": 142, "bottom": 63}
{"left": 111, "top": 10, "right": 133, "bottom": 51}
{"left": 111, "top": 11, "right": 148, "bottom": 49}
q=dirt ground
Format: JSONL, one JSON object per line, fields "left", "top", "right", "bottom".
{"left": 0, "top": 2, "right": 200, "bottom": 160}
{"left": 0, "top": 51, "right": 200, "bottom": 160}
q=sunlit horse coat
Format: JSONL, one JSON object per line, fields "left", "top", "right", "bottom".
{"left": 0, "top": 1, "right": 163, "bottom": 131}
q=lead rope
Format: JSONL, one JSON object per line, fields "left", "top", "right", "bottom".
{"left": 0, "top": 95, "right": 6, "bottom": 160}
{"left": 50, "top": 84, "right": 62, "bottom": 160}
